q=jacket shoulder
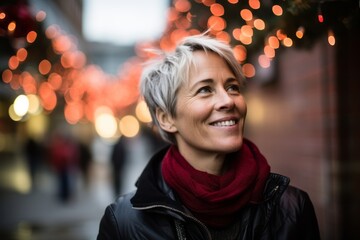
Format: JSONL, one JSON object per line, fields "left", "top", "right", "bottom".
{"left": 97, "top": 191, "right": 177, "bottom": 240}
{"left": 97, "top": 192, "right": 140, "bottom": 239}
{"left": 261, "top": 173, "right": 320, "bottom": 239}
{"left": 273, "top": 185, "right": 321, "bottom": 239}
{"left": 278, "top": 185, "right": 317, "bottom": 223}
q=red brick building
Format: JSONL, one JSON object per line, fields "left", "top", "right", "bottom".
{"left": 245, "top": 28, "right": 360, "bottom": 239}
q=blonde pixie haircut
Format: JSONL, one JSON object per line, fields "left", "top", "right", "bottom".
{"left": 140, "top": 34, "right": 245, "bottom": 144}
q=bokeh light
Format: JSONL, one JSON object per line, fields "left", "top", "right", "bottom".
{"left": 242, "top": 63, "right": 256, "bottom": 78}
{"left": 94, "top": 107, "right": 118, "bottom": 139}
{"left": 254, "top": 19, "right": 265, "bottom": 30}
{"left": 27, "top": 94, "right": 42, "bottom": 115}
{"left": 9, "top": 104, "right": 22, "bottom": 121}
{"left": 258, "top": 55, "right": 271, "bottom": 68}
{"left": 248, "top": 0, "right": 260, "bottom": 9}
{"left": 38, "top": 82, "right": 57, "bottom": 111}
{"left": 296, "top": 27, "right": 305, "bottom": 39}
{"left": 328, "top": 30, "right": 335, "bottom": 46}
{"left": 2, "top": 69, "right": 13, "bottom": 83}
{"left": 36, "top": 10, "right": 46, "bottom": 22}
{"left": 119, "top": 115, "right": 140, "bottom": 138}
{"left": 26, "top": 113, "right": 49, "bottom": 139}
{"left": 268, "top": 36, "right": 280, "bottom": 49}
{"left": 8, "top": 21, "right": 16, "bottom": 32}
{"left": 26, "top": 31, "right": 37, "bottom": 43}
{"left": 272, "top": 5, "right": 283, "bottom": 16}
{"left": 136, "top": 101, "right": 152, "bottom": 123}
{"left": 264, "top": 45, "right": 275, "bottom": 58}
{"left": 38, "top": 59, "right": 51, "bottom": 75}
{"left": 8, "top": 56, "right": 19, "bottom": 70}
{"left": 210, "top": 3, "right": 224, "bottom": 17}
{"left": 13, "top": 95, "right": 29, "bottom": 117}
{"left": 16, "top": 48, "right": 28, "bottom": 62}
{"left": 240, "top": 9, "right": 253, "bottom": 21}
{"left": 283, "top": 37, "right": 293, "bottom": 47}
{"left": 208, "top": 16, "right": 226, "bottom": 31}
{"left": 233, "top": 45, "right": 247, "bottom": 62}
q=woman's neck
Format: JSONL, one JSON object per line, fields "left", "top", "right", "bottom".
{"left": 176, "top": 145, "right": 226, "bottom": 176}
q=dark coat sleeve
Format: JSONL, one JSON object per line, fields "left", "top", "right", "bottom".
{"left": 97, "top": 204, "right": 121, "bottom": 240}
{"left": 297, "top": 190, "right": 321, "bottom": 239}
{"left": 97, "top": 193, "right": 178, "bottom": 239}
{"left": 274, "top": 186, "right": 321, "bottom": 240}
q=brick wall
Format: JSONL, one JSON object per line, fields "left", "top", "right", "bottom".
{"left": 244, "top": 39, "right": 338, "bottom": 239}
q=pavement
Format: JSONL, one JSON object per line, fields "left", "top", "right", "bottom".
{"left": 0, "top": 188, "right": 104, "bottom": 240}
{"left": 0, "top": 151, "right": 148, "bottom": 240}
{"left": 0, "top": 156, "right": 109, "bottom": 240}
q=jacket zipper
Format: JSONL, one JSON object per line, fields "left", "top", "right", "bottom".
{"left": 133, "top": 204, "right": 212, "bottom": 240}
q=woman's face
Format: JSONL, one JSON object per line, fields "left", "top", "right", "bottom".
{"left": 166, "top": 51, "right": 247, "bottom": 157}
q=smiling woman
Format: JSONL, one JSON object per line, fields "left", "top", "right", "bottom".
{"left": 97, "top": 34, "right": 321, "bottom": 240}
{"left": 83, "top": 0, "right": 168, "bottom": 45}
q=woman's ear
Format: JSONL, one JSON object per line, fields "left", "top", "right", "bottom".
{"left": 156, "top": 108, "right": 177, "bottom": 133}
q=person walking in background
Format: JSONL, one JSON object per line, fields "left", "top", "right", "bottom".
{"left": 78, "top": 140, "right": 93, "bottom": 189}
{"left": 110, "top": 137, "right": 128, "bottom": 197}
{"left": 49, "top": 133, "right": 79, "bottom": 203}
{"left": 24, "top": 137, "right": 43, "bottom": 190}
{"left": 97, "top": 34, "right": 320, "bottom": 239}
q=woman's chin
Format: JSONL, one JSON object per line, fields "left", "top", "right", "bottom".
{"left": 217, "top": 140, "right": 244, "bottom": 153}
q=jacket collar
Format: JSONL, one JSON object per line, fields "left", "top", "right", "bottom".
{"left": 130, "top": 146, "right": 290, "bottom": 210}
{"left": 130, "top": 146, "right": 183, "bottom": 210}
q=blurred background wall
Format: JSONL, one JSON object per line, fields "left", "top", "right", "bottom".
{"left": 0, "top": 0, "right": 359, "bottom": 239}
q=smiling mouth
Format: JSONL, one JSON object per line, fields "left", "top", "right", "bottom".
{"left": 211, "top": 120, "right": 237, "bottom": 127}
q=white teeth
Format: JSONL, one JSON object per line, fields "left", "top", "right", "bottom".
{"left": 212, "top": 120, "right": 236, "bottom": 127}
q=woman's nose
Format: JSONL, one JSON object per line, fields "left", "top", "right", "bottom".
{"left": 214, "top": 89, "right": 235, "bottom": 110}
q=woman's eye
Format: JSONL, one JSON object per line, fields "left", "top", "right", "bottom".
{"left": 197, "top": 86, "right": 212, "bottom": 94}
{"left": 227, "top": 84, "right": 241, "bottom": 93}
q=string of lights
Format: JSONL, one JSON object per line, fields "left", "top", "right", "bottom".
{"left": 0, "top": 0, "right": 358, "bottom": 138}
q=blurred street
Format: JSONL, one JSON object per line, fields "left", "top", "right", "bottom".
{"left": 1, "top": 0, "right": 359, "bottom": 239}
{"left": 0, "top": 137, "right": 150, "bottom": 240}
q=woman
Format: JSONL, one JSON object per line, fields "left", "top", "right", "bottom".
{"left": 97, "top": 34, "right": 320, "bottom": 239}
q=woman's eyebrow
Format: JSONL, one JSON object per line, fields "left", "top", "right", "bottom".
{"left": 189, "top": 78, "right": 213, "bottom": 91}
{"left": 225, "top": 77, "right": 239, "bottom": 84}
{"left": 189, "top": 77, "right": 238, "bottom": 90}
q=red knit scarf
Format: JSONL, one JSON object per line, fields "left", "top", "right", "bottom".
{"left": 161, "top": 139, "right": 270, "bottom": 228}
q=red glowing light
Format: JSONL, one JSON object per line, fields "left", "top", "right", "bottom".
{"left": 318, "top": 14, "right": 324, "bottom": 23}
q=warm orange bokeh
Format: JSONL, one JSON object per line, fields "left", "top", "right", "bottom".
{"left": 242, "top": 63, "right": 255, "bottom": 78}
{"left": 20, "top": 72, "right": 37, "bottom": 94}
{"left": 16, "top": 48, "right": 28, "bottom": 62}
{"left": 39, "top": 60, "right": 52, "bottom": 75}
{"left": 2, "top": 69, "right": 13, "bottom": 83}
{"left": 249, "top": 0, "right": 260, "bottom": 9}
{"left": 26, "top": 31, "right": 37, "bottom": 43}
{"left": 8, "top": 56, "right": 19, "bottom": 70}
{"left": 208, "top": 16, "right": 226, "bottom": 31}
{"left": 233, "top": 45, "right": 247, "bottom": 62}
{"left": 240, "top": 9, "right": 253, "bottom": 21}
{"left": 210, "top": 3, "right": 224, "bottom": 17}
{"left": 268, "top": 36, "right": 280, "bottom": 49}
{"left": 174, "top": 0, "right": 191, "bottom": 13}
{"left": 39, "top": 82, "right": 57, "bottom": 111}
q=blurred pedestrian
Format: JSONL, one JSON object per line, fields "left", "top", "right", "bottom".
{"left": 49, "top": 133, "right": 79, "bottom": 203}
{"left": 98, "top": 34, "right": 320, "bottom": 239}
{"left": 78, "top": 140, "right": 93, "bottom": 189}
{"left": 24, "top": 137, "right": 43, "bottom": 190}
{"left": 110, "top": 137, "right": 128, "bottom": 197}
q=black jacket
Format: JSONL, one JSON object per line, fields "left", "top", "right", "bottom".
{"left": 97, "top": 147, "right": 320, "bottom": 240}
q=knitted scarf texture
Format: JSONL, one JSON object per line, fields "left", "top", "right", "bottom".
{"left": 161, "top": 139, "right": 270, "bottom": 228}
